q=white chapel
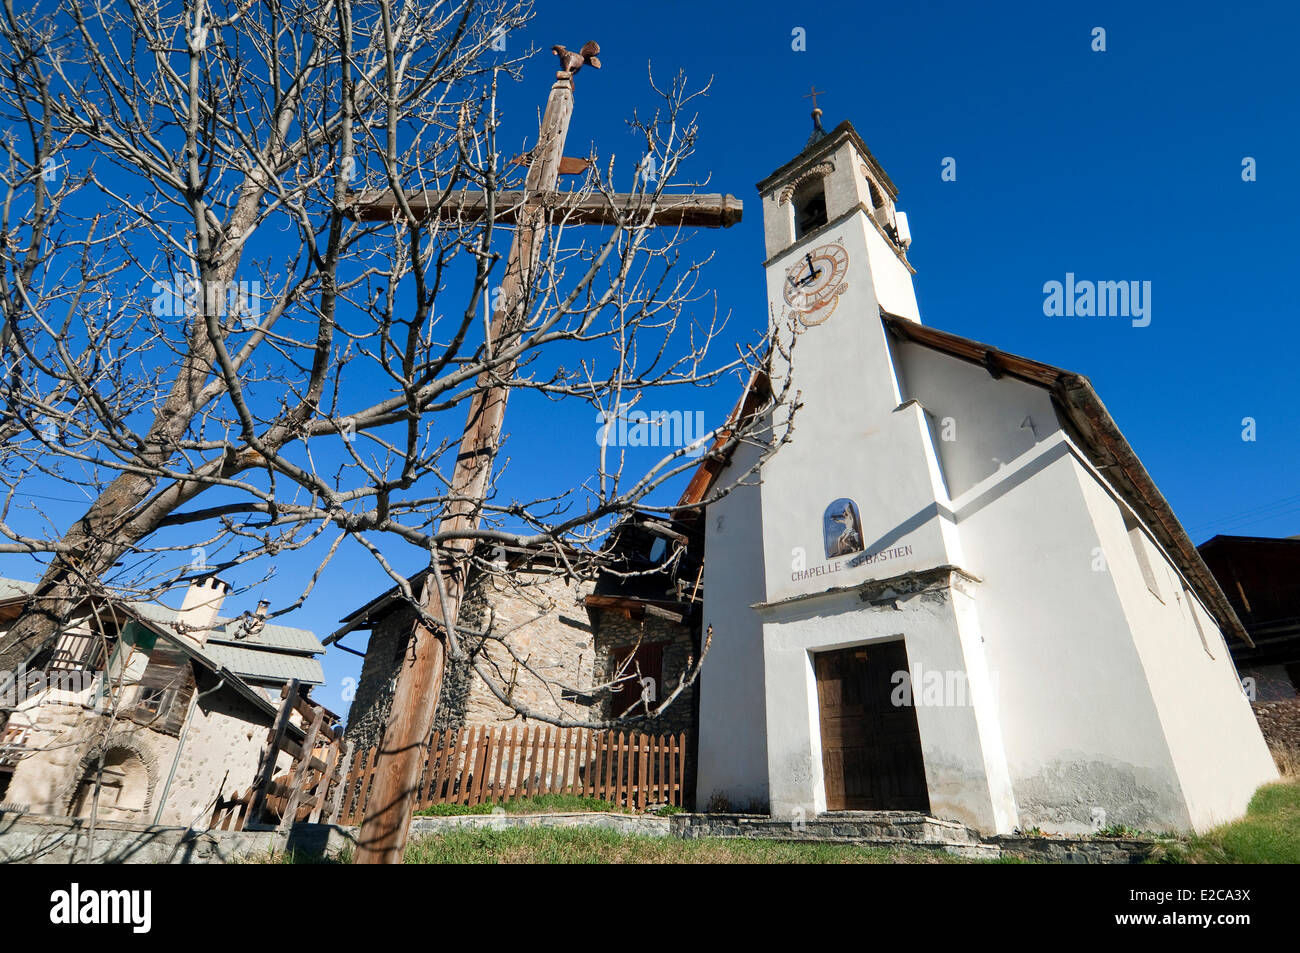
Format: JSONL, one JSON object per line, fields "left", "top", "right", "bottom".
{"left": 686, "top": 112, "right": 1277, "bottom": 834}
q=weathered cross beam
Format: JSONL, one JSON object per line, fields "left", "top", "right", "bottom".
{"left": 352, "top": 50, "right": 742, "bottom": 865}
{"left": 346, "top": 189, "right": 743, "bottom": 228}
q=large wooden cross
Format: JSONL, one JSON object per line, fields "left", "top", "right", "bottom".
{"left": 350, "top": 56, "right": 741, "bottom": 865}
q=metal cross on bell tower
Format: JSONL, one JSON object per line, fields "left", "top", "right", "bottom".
{"left": 804, "top": 85, "right": 828, "bottom": 146}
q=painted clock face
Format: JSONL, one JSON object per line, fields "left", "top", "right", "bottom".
{"left": 782, "top": 242, "right": 850, "bottom": 326}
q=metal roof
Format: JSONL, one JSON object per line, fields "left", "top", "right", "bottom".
{"left": 202, "top": 642, "right": 325, "bottom": 686}
{"left": 0, "top": 576, "right": 324, "bottom": 677}
{"left": 207, "top": 619, "right": 323, "bottom": 655}
{"left": 0, "top": 577, "right": 35, "bottom": 600}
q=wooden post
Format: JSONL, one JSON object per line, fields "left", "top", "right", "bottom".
{"left": 352, "top": 68, "right": 577, "bottom": 865}
{"left": 248, "top": 679, "right": 299, "bottom": 828}
{"left": 325, "top": 739, "right": 353, "bottom": 824}
{"left": 279, "top": 705, "right": 324, "bottom": 832}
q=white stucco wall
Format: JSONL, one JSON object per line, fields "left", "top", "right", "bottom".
{"left": 759, "top": 580, "right": 1017, "bottom": 832}
{"left": 894, "top": 340, "right": 1062, "bottom": 498}
{"left": 156, "top": 684, "right": 282, "bottom": 827}
{"left": 1075, "top": 463, "right": 1278, "bottom": 831}
{"left": 951, "top": 438, "right": 1189, "bottom": 832}
{"left": 759, "top": 222, "right": 954, "bottom": 608}
{"left": 890, "top": 335, "right": 1278, "bottom": 833}
{"left": 696, "top": 438, "right": 771, "bottom": 810}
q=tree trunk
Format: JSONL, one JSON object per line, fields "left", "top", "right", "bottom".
{"left": 0, "top": 469, "right": 165, "bottom": 671}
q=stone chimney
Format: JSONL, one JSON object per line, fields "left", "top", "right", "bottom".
{"left": 174, "top": 576, "right": 230, "bottom": 648}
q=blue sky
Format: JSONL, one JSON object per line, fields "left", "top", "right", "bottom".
{"left": 6, "top": 1, "right": 1299, "bottom": 715}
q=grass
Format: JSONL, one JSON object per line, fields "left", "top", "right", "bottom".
{"left": 261, "top": 776, "right": 1300, "bottom": 865}
{"left": 1272, "top": 745, "right": 1300, "bottom": 779}
{"left": 414, "top": 793, "right": 633, "bottom": 817}
{"left": 394, "top": 827, "right": 1009, "bottom": 864}
{"left": 1155, "top": 779, "right": 1300, "bottom": 864}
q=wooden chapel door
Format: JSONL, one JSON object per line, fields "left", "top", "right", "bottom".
{"left": 814, "top": 641, "right": 929, "bottom": 812}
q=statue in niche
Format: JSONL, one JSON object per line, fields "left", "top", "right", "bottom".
{"left": 824, "top": 498, "right": 864, "bottom": 559}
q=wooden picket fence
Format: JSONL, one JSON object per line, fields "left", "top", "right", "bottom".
{"left": 338, "top": 726, "right": 687, "bottom": 823}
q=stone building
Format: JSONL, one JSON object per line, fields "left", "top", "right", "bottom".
{"left": 1198, "top": 534, "right": 1300, "bottom": 763}
{"left": 332, "top": 520, "right": 703, "bottom": 800}
{"left": 0, "top": 576, "right": 327, "bottom": 826}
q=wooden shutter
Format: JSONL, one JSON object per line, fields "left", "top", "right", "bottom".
{"left": 611, "top": 643, "right": 665, "bottom": 717}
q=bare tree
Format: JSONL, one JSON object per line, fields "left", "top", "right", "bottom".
{"left": 0, "top": 0, "right": 796, "bottom": 728}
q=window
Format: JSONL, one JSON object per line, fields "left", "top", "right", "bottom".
{"left": 793, "top": 178, "right": 828, "bottom": 238}
{"left": 45, "top": 629, "right": 110, "bottom": 673}
{"left": 560, "top": 688, "right": 596, "bottom": 706}
{"left": 70, "top": 747, "right": 151, "bottom": 819}
{"left": 1123, "top": 511, "right": 1163, "bottom": 602}
{"left": 131, "top": 645, "right": 196, "bottom": 735}
{"left": 1182, "top": 584, "right": 1215, "bottom": 659}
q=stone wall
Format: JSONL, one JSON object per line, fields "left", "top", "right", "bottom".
{"left": 1253, "top": 698, "right": 1300, "bottom": 767}
{"left": 345, "top": 568, "right": 598, "bottom": 751}
{"left": 409, "top": 811, "right": 671, "bottom": 838}
{"left": 156, "top": 676, "right": 283, "bottom": 826}
{"left": 0, "top": 810, "right": 354, "bottom": 864}
{"left": 343, "top": 573, "right": 704, "bottom": 808}
{"left": 992, "top": 835, "right": 1166, "bottom": 864}
{"left": 340, "top": 605, "right": 408, "bottom": 752}
{"left": 590, "top": 609, "right": 698, "bottom": 804}
{"left": 454, "top": 571, "right": 597, "bottom": 728}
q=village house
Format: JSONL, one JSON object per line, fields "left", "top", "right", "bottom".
{"left": 0, "top": 576, "right": 330, "bottom": 827}
{"left": 333, "top": 517, "right": 702, "bottom": 797}
{"left": 1198, "top": 534, "right": 1300, "bottom": 760}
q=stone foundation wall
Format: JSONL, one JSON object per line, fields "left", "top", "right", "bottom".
{"left": 0, "top": 811, "right": 354, "bottom": 864}
{"left": 1253, "top": 698, "right": 1300, "bottom": 763}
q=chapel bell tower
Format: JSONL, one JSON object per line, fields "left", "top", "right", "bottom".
{"left": 756, "top": 104, "right": 920, "bottom": 325}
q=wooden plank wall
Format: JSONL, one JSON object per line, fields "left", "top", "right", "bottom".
{"left": 337, "top": 727, "right": 687, "bottom": 824}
